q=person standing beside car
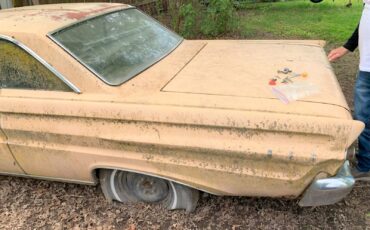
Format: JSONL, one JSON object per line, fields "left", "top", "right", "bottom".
{"left": 328, "top": 1, "right": 370, "bottom": 179}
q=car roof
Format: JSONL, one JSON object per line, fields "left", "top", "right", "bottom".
{"left": 0, "top": 3, "right": 131, "bottom": 36}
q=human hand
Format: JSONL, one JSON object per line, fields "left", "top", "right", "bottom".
{"left": 328, "top": 47, "right": 349, "bottom": 62}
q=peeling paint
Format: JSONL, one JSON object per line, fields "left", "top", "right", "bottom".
{"left": 62, "top": 5, "right": 122, "bottom": 21}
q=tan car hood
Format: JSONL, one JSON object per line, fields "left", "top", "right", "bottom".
{"left": 162, "top": 40, "right": 349, "bottom": 110}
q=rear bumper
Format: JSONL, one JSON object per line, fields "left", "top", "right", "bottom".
{"left": 299, "top": 161, "right": 354, "bottom": 207}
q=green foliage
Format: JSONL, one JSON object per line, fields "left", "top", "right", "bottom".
{"left": 179, "top": 3, "right": 197, "bottom": 38}
{"left": 155, "top": 0, "right": 165, "bottom": 14}
{"left": 157, "top": 0, "right": 361, "bottom": 42}
{"left": 239, "top": 0, "right": 362, "bottom": 43}
{"left": 201, "top": 0, "right": 238, "bottom": 37}
{"left": 164, "top": 0, "right": 238, "bottom": 38}
{"left": 168, "top": 1, "right": 187, "bottom": 35}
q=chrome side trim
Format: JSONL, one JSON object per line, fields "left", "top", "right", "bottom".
{"left": 47, "top": 7, "right": 183, "bottom": 86}
{"left": 0, "top": 34, "right": 81, "bottom": 94}
{"left": 299, "top": 161, "right": 355, "bottom": 207}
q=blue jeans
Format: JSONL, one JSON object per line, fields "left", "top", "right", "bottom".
{"left": 355, "top": 71, "right": 370, "bottom": 172}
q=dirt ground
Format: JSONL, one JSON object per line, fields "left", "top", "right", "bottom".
{"left": 1, "top": 45, "right": 370, "bottom": 230}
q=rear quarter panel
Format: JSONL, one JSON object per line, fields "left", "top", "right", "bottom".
{"left": 0, "top": 91, "right": 363, "bottom": 197}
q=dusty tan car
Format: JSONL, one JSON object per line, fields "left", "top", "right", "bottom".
{"left": 0, "top": 3, "right": 364, "bottom": 212}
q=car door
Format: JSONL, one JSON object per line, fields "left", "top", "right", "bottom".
{"left": 0, "top": 112, "right": 24, "bottom": 175}
{"left": 0, "top": 36, "right": 82, "bottom": 179}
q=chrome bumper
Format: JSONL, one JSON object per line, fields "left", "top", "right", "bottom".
{"left": 299, "top": 161, "right": 354, "bottom": 207}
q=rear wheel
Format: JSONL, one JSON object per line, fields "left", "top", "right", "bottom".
{"left": 99, "top": 169, "right": 199, "bottom": 212}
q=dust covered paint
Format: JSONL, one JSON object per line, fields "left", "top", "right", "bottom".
{"left": 0, "top": 3, "right": 365, "bottom": 200}
{"left": 0, "top": 3, "right": 130, "bottom": 35}
{"left": 0, "top": 124, "right": 24, "bottom": 174}
{"left": 0, "top": 100, "right": 362, "bottom": 196}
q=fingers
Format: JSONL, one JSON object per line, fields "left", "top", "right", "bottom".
{"left": 328, "top": 50, "right": 337, "bottom": 61}
{"left": 328, "top": 50, "right": 339, "bottom": 62}
{"left": 327, "top": 47, "right": 347, "bottom": 62}
{"left": 328, "top": 52, "right": 341, "bottom": 62}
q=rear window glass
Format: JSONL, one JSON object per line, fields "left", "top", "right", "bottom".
{"left": 51, "top": 8, "right": 182, "bottom": 86}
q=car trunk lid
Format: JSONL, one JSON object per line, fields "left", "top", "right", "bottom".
{"left": 162, "top": 40, "right": 349, "bottom": 110}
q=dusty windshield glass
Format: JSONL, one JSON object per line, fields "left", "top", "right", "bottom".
{"left": 51, "top": 8, "right": 182, "bottom": 85}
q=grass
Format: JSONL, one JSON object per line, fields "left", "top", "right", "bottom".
{"left": 238, "top": 0, "right": 362, "bottom": 44}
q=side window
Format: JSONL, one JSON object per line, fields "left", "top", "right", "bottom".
{"left": 0, "top": 39, "right": 73, "bottom": 92}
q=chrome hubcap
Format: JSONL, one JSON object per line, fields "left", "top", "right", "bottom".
{"left": 126, "top": 173, "right": 169, "bottom": 203}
